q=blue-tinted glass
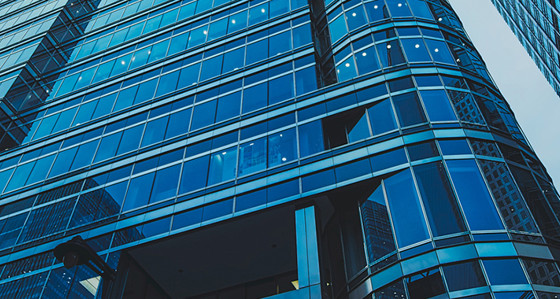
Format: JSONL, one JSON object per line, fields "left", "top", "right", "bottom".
{"left": 93, "top": 93, "right": 117, "bottom": 118}
{"left": 361, "top": 184, "right": 397, "bottom": 262}
{"left": 208, "top": 147, "right": 237, "bottom": 185}
{"left": 165, "top": 108, "right": 191, "bottom": 139}
{"left": 337, "top": 56, "right": 357, "bottom": 81}
{"left": 155, "top": 70, "right": 180, "bottom": 97}
{"left": 384, "top": 169, "right": 429, "bottom": 247}
{"left": 134, "top": 78, "right": 158, "bottom": 104}
{"left": 116, "top": 125, "right": 143, "bottom": 155}
{"left": 110, "top": 54, "right": 132, "bottom": 76}
{"left": 149, "top": 165, "right": 180, "bottom": 203}
{"left": 302, "top": 169, "right": 335, "bottom": 192}
{"left": 5, "top": 162, "right": 34, "bottom": 192}
{"left": 420, "top": 90, "right": 457, "bottom": 121}
{"left": 94, "top": 132, "right": 122, "bottom": 162}
{"left": 200, "top": 55, "right": 223, "bottom": 81}
{"left": 70, "top": 140, "right": 98, "bottom": 170}
{"left": 414, "top": 162, "right": 467, "bottom": 237}
{"left": 425, "top": 39, "right": 455, "bottom": 64}
{"left": 246, "top": 39, "right": 268, "bottom": 65}
{"left": 168, "top": 32, "right": 189, "bottom": 55}
{"left": 483, "top": 259, "right": 528, "bottom": 285}
{"left": 208, "top": 18, "right": 228, "bottom": 41}
{"left": 439, "top": 139, "right": 471, "bottom": 155}
{"left": 268, "top": 74, "right": 294, "bottom": 105}
{"left": 123, "top": 172, "right": 155, "bottom": 211}
{"left": 447, "top": 159, "right": 504, "bottom": 230}
{"left": 172, "top": 208, "right": 202, "bottom": 229}
{"left": 401, "top": 38, "right": 431, "bottom": 62}
{"left": 408, "top": 0, "right": 433, "bottom": 19}
{"left": 346, "top": 6, "right": 367, "bottom": 31}
{"left": 335, "top": 158, "right": 372, "bottom": 182}
{"left": 355, "top": 46, "right": 381, "bottom": 75}
{"left": 365, "top": 1, "right": 389, "bottom": 22}
{"left": 236, "top": 189, "right": 267, "bottom": 211}
{"left": 202, "top": 199, "right": 233, "bottom": 221}
{"left": 370, "top": 148, "right": 407, "bottom": 172}
{"left": 295, "top": 66, "right": 317, "bottom": 95}
{"left": 142, "top": 217, "right": 171, "bottom": 237}
{"left": 298, "top": 120, "right": 324, "bottom": 157}
{"left": 73, "top": 100, "right": 97, "bottom": 125}
{"left": 269, "top": 31, "right": 292, "bottom": 56}
{"left": 188, "top": 25, "right": 208, "bottom": 48}
{"left": 293, "top": 24, "right": 312, "bottom": 48}
{"left": 270, "top": 0, "right": 289, "bottom": 17}
{"left": 368, "top": 99, "right": 397, "bottom": 135}
{"left": 329, "top": 15, "right": 347, "bottom": 42}
{"left": 238, "top": 137, "right": 266, "bottom": 176}
{"left": 268, "top": 128, "right": 297, "bottom": 167}
{"left": 442, "top": 261, "right": 486, "bottom": 291}
{"left": 408, "top": 141, "right": 438, "bottom": 161}
{"left": 113, "top": 85, "right": 138, "bottom": 112}
{"left": 228, "top": 10, "right": 247, "bottom": 33}
{"left": 222, "top": 47, "right": 245, "bottom": 73}
{"left": 415, "top": 75, "right": 441, "bottom": 87}
{"left": 148, "top": 40, "right": 169, "bottom": 63}
{"left": 142, "top": 116, "right": 168, "bottom": 147}
{"left": 268, "top": 179, "right": 299, "bottom": 202}
{"left": 242, "top": 82, "right": 267, "bottom": 113}
{"left": 129, "top": 47, "right": 151, "bottom": 69}
{"left": 191, "top": 100, "right": 216, "bottom": 130}
{"left": 249, "top": 3, "right": 268, "bottom": 25}
{"left": 392, "top": 92, "right": 427, "bottom": 127}
{"left": 177, "top": 63, "right": 200, "bottom": 88}
{"left": 377, "top": 40, "right": 406, "bottom": 67}
{"left": 25, "top": 154, "right": 55, "bottom": 185}
{"left": 348, "top": 111, "right": 371, "bottom": 142}
{"left": 92, "top": 60, "right": 115, "bottom": 83}
{"left": 216, "top": 91, "right": 241, "bottom": 122}
{"left": 48, "top": 147, "right": 78, "bottom": 178}
{"left": 180, "top": 155, "right": 209, "bottom": 194}
{"left": 494, "top": 293, "right": 534, "bottom": 299}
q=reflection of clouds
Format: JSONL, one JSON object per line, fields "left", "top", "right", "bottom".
{"left": 449, "top": 0, "right": 560, "bottom": 186}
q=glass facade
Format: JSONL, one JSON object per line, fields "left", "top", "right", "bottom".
{"left": 492, "top": 0, "right": 560, "bottom": 96}
{"left": 0, "top": 0, "right": 557, "bottom": 298}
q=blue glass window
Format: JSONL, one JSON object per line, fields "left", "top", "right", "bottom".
{"left": 149, "top": 165, "right": 180, "bottom": 203}
{"left": 70, "top": 140, "right": 98, "bottom": 170}
{"left": 401, "top": 38, "right": 431, "bottom": 62}
{"left": 246, "top": 39, "right": 268, "bottom": 65}
{"left": 447, "top": 160, "right": 504, "bottom": 230}
{"left": 384, "top": 169, "right": 429, "bottom": 247}
{"left": 355, "top": 46, "right": 381, "bottom": 75}
{"left": 208, "top": 147, "right": 237, "bottom": 185}
{"left": 483, "top": 259, "right": 528, "bottom": 285}
{"left": 216, "top": 91, "right": 241, "bottom": 122}
{"left": 408, "top": 0, "right": 433, "bottom": 19}
{"left": 439, "top": 139, "right": 471, "bottom": 155}
{"left": 377, "top": 40, "right": 406, "bottom": 67}
{"left": 123, "top": 172, "right": 155, "bottom": 211}
{"left": 202, "top": 199, "right": 233, "bottom": 221}
{"left": 442, "top": 261, "right": 486, "bottom": 291}
{"left": 268, "top": 128, "right": 297, "bottom": 167}
{"left": 179, "top": 155, "right": 209, "bottom": 194}
{"left": 200, "top": 55, "right": 223, "bottom": 81}
{"left": 425, "top": 39, "right": 455, "bottom": 64}
{"left": 414, "top": 162, "right": 467, "bottom": 237}
{"left": 346, "top": 6, "right": 367, "bottom": 31}
{"left": 269, "top": 31, "right": 292, "bottom": 56}
{"left": 113, "top": 85, "right": 138, "bottom": 112}
{"left": 25, "top": 154, "right": 55, "bottom": 185}
{"left": 295, "top": 67, "right": 317, "bottom": 95}
{"left": 208, "top": 18, "right": 228, "bottom": 41}
{"left": 242, "top": 82, "right": 267, "bottom": 113}
{"left": 222, "top": 47, "right": 245, "bottom": 73}
{"left": 299, "top": 120, "right": 324, "bottom": 157}
{"left": 249, "top": 4, "right": 269, "bottom": 25}
{"left": 337, "top": 56, "right": 357, "bottom": 82}
{"left": 392, "top": 92, "right": 427, "bottom": 127}
{"left": 191, "top": 100, "right": 217, "bottom": 130}
{"left": 420, "top": 90, "right": 457, "bottom": 121}
{"left": 165, "top": 108, "right": 191, "bottom": 139}
{"left": 268, "top": 74, "right": 294, "bottom": 105}
{"left": 48, "top": 147, "right": 78, "bottom": 178}
{"left": 133, "top": 79, "right": 158, "bottom": 104}
{"left": 365, "top": 1, "right": 389, "bottom": 22}
{"left": 329, "top": 15, "right": 347, "bottom": 42}
{"left": 367, "top": 99, "right": 398, "bottom": 135}
{"left": 116, "top": 125, "right": 143, "bottom": 155}
{"left": 387, "top": 0, "right": 412, "bottom": 17}
{"left": 94, "top": 132, "right": 122, "bottom": 162}
{"left": 236, "top": 189, "right": 267, "bottom": 211}
{"left": 172, "top": 208, "right": 202, "bottom": 229}
{"left": 142, "top": 117, "right": 168, "bottom": 147}
{"left": 267, "top": 179, "right": 299, "bottom": 203}
{"left": 155, "top": 70, "right": 180, "bottom": 97}
{"left": 228, "top": 11, "right": 247, "bottom": 33}
{"left": 238, "top": 137, "right": 267, "bottom": 176}
{"left": 177, "top": 63, "right": 200, "bottom": 88}
{"left": 361, "top": 184, "right": 397, "bottom": 262}
{"left": 188, "top": 25, "right": 208, "bottom": 48}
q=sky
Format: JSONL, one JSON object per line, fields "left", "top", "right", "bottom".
{"left": 448, "top": 0, "right": 560, "bottom": 186}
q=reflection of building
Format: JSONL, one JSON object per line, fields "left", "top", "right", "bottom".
{"left": 492, "top": 0, "right": 560, "bottom": 96}
{"left": 0, "top": 0, "right": 559, "bottom": 298}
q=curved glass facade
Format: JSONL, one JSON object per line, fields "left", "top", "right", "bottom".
{"left": 0, "top": 0, "right": 558, "bottom": 298}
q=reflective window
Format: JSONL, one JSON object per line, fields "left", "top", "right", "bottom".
{"left": 392, "top": 92, "right": 427, "bottom": 127}
{"left": 483, "top": 259, "right": 528, "bottom": 285}
{"left": 208, "top": 147, "right": 237, "bottom": 185}
{"left": 123, "top": 172, "right": 155, "bottom": 211}
{"left": 149, "top": 165, "right": 180, "bottom": 203}
{"left": 442, "top": 261, "right": 486, "bottom": 291}
{"left": 419, "top": 90, "right": 457, "bottom": 121}
{"left": 298, "top": 120, "right": 324, "bottom": 157}
{"left": 384, "top": 169, "right": 429, "bottom": 247}
{"left": 268, "top": 128, "right": 297, "bottom": 167}
{"left": 360, "top": 184, "right": 397, "bottom": 262}
{"left": 179, "top": 155, "right": 209, "bottom": 194}
{"left": 367, "top": 99, "right": 398, "bottom": 135}
{"left": 238, "top": 137, "right": 266, "bottom": 176}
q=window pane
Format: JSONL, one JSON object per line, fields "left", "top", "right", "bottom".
{"left": 191, "top": 100, "right": 217, "bottom": 130}
{"left": 483, "top": 259, "right": 528, "bottom": 285}
{"left": 419, "top": 90, "right": 457, "bottom": 121}
{"left": 149, "top": 165, "right": 180, "bottom": 203}
{"left": 355, "top": 46, "right": 381, "bottom": 75}
{"left": 208, "top": 147, "right": 237, "bottom": 185}
{"left": 401, "top": 38, "right": 431, "bottom": 62}
{"left": 179, "top": 155, "right": 209, "bottom": 194}
{"left": 361, "top": 184, "right": 397, "bottom": 262}
{"left": 392, "top": 92, "right": 426, "bottom": 127}
{"left": 384, "top": 169, "right": 429, "bottom": 247}
{"left": 268, "top": 128, "right": 297, "bottom": 167}
{"left": 447, "top": 160, "right": 504, "bottom": 230}
{"left": 298, "top": 120, "right": 324, "bottom": 157}
{"left": 442, "top": 261, "right": 486, "bottom": 291}
{"left": 216, "top": 91, "right": 241, "bottom": 122}
{"left": 414, "top": 162, "right": 467, "bottom": 237}
{"left": 367, "top": 99, "right": 397, "bottom": 135}
{"left": 377, "top": 40, "right": 406, "bottom": 67}
{"left": 123, "top": 173, "right": 155, "bottom": 211}
{"left": 238, "top": 138, "right": 266, "bottom": 176}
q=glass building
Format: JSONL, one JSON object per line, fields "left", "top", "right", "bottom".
{"left": 491, "top": 0, "right": 560, "bottom": 96}
{"left": 0, "top": 0, "right": 558, "bottom": 298}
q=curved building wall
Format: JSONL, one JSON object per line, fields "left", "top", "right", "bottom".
{"left": 0, "top": 0, "right": 558, "bottom": 298}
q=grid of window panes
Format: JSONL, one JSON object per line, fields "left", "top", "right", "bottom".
{"left": 0, "top": 0, "right": 558, "bottom": 298}
{"left": 492, "top": 0, "right": 560, "bottom": 96}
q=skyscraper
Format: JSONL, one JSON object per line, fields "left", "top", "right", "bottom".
{"left": 491, "top": 0, "right": 560, "bottom": 96}
{"left": 0, "top": 0, "right": 559, "bottom": 298}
